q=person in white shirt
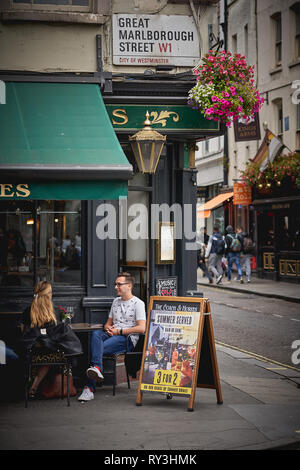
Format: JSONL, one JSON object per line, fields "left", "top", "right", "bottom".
{"left": 78, "top": 272, "right": 146, "bottom": 401}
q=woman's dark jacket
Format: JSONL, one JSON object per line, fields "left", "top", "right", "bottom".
{"left": 20, "top": 307, "right": 82, "bottom": 357}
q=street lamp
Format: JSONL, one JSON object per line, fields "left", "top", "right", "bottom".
{"left": 129, "top": 111, "right": 166, "bottom": 174}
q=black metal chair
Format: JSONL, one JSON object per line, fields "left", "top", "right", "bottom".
{"left": 24, "top": 347, "right": 73, "bottom": 407}
{"left": 102, "top": 333, "right": 145, "bottom": 396}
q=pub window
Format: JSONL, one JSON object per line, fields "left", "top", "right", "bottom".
{"left": 272, "top": 12, "right": 282, "bottom": 65}
{"left": 0, "top": 200, "right": 82, "bottom": 287}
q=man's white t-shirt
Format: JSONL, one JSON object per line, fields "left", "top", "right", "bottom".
{"left": 109, "top": 296, "right": 146, "bottom": 347}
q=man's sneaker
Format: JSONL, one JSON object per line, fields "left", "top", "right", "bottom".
{"left": 78, "top": 387, "right": 94, "bottom": 401}
{"left": 216, "top": 274, "right": 223, "bottom": 285}
{"left": 240, "top": 278, "right": 244, "bottom": 284}
{"left": 87, "top": 365, "right": 104, "bottom": 382}
{"left": 209, "top": 279, "right": 213, "bottom": 284}
{"left": 247, "top": 279, "right": 251, "bottom": 283}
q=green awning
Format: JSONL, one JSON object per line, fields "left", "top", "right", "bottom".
{"left": 0, "top": 82, "right": 132, "bottom": 199}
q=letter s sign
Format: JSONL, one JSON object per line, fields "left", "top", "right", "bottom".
{"left": 291, "top": 340, "right": 300, "bottom": 365}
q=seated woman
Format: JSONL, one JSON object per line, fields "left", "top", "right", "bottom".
{"left": 20, "top": 281, "right": 82, "bottom": 398}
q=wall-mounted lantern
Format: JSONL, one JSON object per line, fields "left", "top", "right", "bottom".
{"left": 129, "top": 111, "right": 166, "bottom": 174}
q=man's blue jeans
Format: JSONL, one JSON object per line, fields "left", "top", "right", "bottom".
{"left": 227, "top": 252, "right": 242, "bottom": 280}
{"left": 86, "top": 330, "right": 132, "bottom": 392}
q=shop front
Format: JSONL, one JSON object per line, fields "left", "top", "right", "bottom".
{"left": 0, "top": 76, "right": 223, "bottom": 365}
{"left": 254, "top": 195, "right": 300, "bottom": 283}
{"left": 0, "top": 81, "right": 132, "bottom": 350}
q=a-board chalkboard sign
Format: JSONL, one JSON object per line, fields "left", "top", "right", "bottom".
{"left": 155, "top": 276, "right": 178, "bottom": 296}
{"left": 136, "top": 296, "right": 222, "bottom": 411}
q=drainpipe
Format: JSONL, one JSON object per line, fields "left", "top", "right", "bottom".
{"left": 222, "top": 0, "right": 229, "bottom": 186}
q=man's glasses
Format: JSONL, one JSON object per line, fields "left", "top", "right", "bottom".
{"left": 115, "top": 282, "right": 129, "bottom": 287}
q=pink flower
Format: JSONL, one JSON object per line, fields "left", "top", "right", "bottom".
{"left": 211, "top": 96, "right": 218, "bottom": 102}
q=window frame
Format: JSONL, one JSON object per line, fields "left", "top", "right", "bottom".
{"left": 0, "top": 199, "right": 86, "bottom": 292}
{"left": 11, "top": 0, "right": 91, "bottom": 12}
{"left": 272, "top": 12, "right": 282, "bottom": 66}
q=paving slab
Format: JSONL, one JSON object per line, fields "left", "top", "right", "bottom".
{"left": 229, "top": 404, "right": 300, "bottom": 442}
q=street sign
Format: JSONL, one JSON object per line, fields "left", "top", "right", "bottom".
{"left": 112, "top": 14, "right": 200, "bottom": 67}
{"left": 136, "top": 296, "right": 222, "bottom": 411}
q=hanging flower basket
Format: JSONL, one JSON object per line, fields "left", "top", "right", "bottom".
{"left": 240, "top": 152, "right": 300, "bottom": 190}
{"left": 188, "top": 50, "right": 264, "bottom": 127}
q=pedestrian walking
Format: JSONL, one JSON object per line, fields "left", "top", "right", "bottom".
{"left": 205, "top": 225, "right": 225, "bottom": 284}
{"left": 197, "top": 242, "right": 213, "bottom": 283}
{"left": 225, "top": 225, "right": 243, "bottom": 283}
{"left": 236, "top": 227, "right": 255, "bottom": 283}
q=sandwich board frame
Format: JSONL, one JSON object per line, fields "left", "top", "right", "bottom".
{"left": 136, "top": 296, "right": 222, "bottom": 411}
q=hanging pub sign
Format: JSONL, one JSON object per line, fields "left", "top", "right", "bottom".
{"left": 136, "top": 296, "right": 222, "bottom": 411}
{"left": 234, "top": 113, "right": 261, "bottom": 142}
{"left": 233, "top": 182, "right": 252, "bottom": 205}
{"left": 112, "top": 14, "right": 199, "bottom": 67}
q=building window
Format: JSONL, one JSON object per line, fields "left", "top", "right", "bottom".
{"left": 232, "top": 34, "right": 237, "bottom": 54}
{"left": 244, "top": 24, "right": 248, "bottom": 58}
{"left": 0, "top": 200, "right": 82, "bottom": 287}
{"left": 296, "top": 103, "right": 300, "bottom": 150}
{"left": 275, "top": 99, "right": 283, "bottom": 138}
{"left": 12, "top": 0, "right": 90, "bottom": 11}
{"left": 291, "top": 2, "right": 300, "bottom": 58}
{"left": 272, "top": 13, "right": 282, "bottom": 65}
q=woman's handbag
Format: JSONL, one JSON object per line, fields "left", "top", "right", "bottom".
{"left": 42, "top": 372, "right": 77, "bottom": 399}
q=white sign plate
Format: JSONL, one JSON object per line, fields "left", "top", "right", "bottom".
{"left": 112, "top": 14, "right": 200, "bottom": 66}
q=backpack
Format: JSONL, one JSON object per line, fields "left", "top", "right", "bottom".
{"left": 243, "top": 237, "right": 254, "bottom": 253}
{"left": 228, "top": 234, "right": 241, "bottom": 252}
{"left": 215, "top": 236, "right": 225, "bottom": 255}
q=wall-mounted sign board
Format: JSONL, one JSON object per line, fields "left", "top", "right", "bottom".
{"left": 136, "top": 296, "right": 222, "bottom": 411}
{"left": 112, "top": 14, "right": 200, "bottom": 67}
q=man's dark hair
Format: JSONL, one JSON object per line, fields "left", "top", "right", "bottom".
{"left": 117, "top": 272, "right": 135, "bottom": 286}
{"left": 213, "top": 225, "right": 220, "bottom": 232}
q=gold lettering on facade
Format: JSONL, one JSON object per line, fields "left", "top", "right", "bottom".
{"left": 0, "top": 184, "right": 14, "bottom": 197}
{"left": 112, "top": 109, "right": 129, "bottom": 125}
{"left": 0, "top": 184, "right": 31, "bottom": 198}
{"left": 150, "top": 111, "right": 180, "bottom": 127}
{"left": 16, "top": 184, "right": 30, "bottom": 198}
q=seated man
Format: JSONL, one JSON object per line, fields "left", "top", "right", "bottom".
{"left": 78, "top": 272, "right": 146, "bottom": 402}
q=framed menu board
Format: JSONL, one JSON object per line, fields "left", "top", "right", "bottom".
{"left": 136, "top": 296, "right": 222, "bottom": 411}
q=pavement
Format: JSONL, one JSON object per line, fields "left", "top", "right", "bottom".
{"left": 196, "top": 272, "right": 300, "bottom": 303}
{"left": 0, "top": 276, "right": 299, "bottom": 452}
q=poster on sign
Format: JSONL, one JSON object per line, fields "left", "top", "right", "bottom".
{"left": 112, "top": 14, "right": 199, "bottom": 66}
{"left": 155, "top": 276, "right": 178, "bottom": 296}
{"left": 136, "top": 296, "right": 222, "bottom": 411}
{"left": 233, "top": 182, "right": 252, "bottom": 205}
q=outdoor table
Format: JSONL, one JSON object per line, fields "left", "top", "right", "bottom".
{"left": 70, "top": 323, "right": 103, "bottom": 373}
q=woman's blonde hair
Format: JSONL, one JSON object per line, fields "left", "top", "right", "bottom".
{"left": 30, "top": 281, "right": 57, "bottom": 328}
